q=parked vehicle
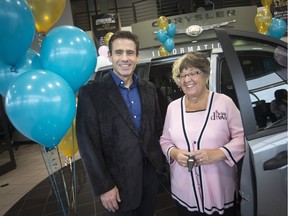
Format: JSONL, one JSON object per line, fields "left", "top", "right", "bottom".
{"left": 94, "top": 28, "right": 287, "bottom": 216}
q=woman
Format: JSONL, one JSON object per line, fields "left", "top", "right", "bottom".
{"left": 160, "top": 52, "right": 245, "bottom": 216}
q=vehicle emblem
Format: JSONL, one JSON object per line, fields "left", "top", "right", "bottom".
{"left": 178, "top": 20, "right": 236, "bottom": 37}
{"left": 154, "top": 20, "right": 236, "bottom": 37}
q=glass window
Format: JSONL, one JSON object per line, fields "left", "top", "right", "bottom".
{"left": 221, "top": 45, "right": 287, "bottom": 131}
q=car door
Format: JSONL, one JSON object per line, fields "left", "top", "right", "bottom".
{"left": 214, "top": 28, "right": 287, "bottom": 216}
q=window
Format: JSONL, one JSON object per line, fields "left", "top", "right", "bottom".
{"left": 221, "top": 46, "right": 287, "bottom": 130}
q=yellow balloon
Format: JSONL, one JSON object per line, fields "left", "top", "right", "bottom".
{"left": 26, "top": 0, "right": 66, "bottom": 33}
{"left": 261, "top": 0, "right": 273, "bottom": 8}
{"left": 255, "top": 9, "right": 272, "bottom": 34}
{"left": 104, "top": 32, "right": 114, "bottom": 46}
{"left": 58, "top": 118, "right": 78, "bottom": 157}
{"left": 157, "top": 16, "right": 169, "bottom": 30}
{"left": 159, "top": 45, "right": 169, "bottom": 57}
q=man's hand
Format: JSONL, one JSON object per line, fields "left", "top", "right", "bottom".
{"left": 100, "top": 186, "right": 121, "bottom": 212}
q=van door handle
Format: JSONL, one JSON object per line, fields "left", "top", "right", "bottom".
{"left": 263, "top": 150, "right": 287, "bottom": 170}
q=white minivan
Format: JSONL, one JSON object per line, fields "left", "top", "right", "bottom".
{"left": 95, "top": 28, "right": 287, "bottom": 216}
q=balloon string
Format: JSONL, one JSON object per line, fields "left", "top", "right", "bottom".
{"left": 42, "top": 147, "right": 68, "bottom": 216}
{"left": 36, "top": 32, "right": 45, "bottom": 47}
{"left": 70, "top": 123, "right": 75, "bottom": 173}
{"left": 71, "top": 122, "right": 77, "bottom": 209}
{"left": 69, "top": 157, "right": 77, "bottom": 210}
{"left": 39, "top": 145, "right": 68, "bottom": 216}
{"left": 56, "top": 147, "right": 71, "bottom": 208}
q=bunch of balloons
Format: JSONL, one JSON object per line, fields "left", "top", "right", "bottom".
{"left": 255, "top": 0, "right": 287, "bottom": 39}
{"left": 156, "top": 16, "right": 177, "bottom": 57}
{"left": 0, "top": 0, "right": 97, "bottom": 154}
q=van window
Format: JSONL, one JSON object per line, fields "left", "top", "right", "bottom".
{"left": 220, "top": 47, "right": 287, "bottom": 130}
{"left": 149, "top": 62, "right": 184, "bottom": 118}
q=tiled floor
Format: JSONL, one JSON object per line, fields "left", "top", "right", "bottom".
{"left": 0, "top": 143, "right": 177, "bottom": 216}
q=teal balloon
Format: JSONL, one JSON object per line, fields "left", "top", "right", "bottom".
{"left": 157, "top": 29, "right": 168, "bottom": 43}
{"left": 167, "top": 23, "right": 177, "bottom": 38}
{"left": 0, "top": 49, "right": 43, "bottom": 97}
{"left": 5, "top": 70, "right": 76, "bottom": 148}
{"left": 0, "top": 0, "right": 35, "bottom": 66}
{"left": 164, "top": 38, "right": 175, "bottom": 53}
{"left": 268, "top": 18, "right": 287, "bottom": 40}
{"left": 40, "top": 25, "right": 97, "bottom": 93}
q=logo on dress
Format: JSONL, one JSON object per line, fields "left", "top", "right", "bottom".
{"left": 210, "top": 110, "right": 227, "bottom": 120}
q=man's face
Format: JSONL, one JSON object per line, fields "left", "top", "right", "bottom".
{"left": 108, "top": 38, "right": 139, "bottom": 80}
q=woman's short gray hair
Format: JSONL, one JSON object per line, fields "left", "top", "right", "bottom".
{"left": 172, "top": 52, "right": 210, "bottom": 86}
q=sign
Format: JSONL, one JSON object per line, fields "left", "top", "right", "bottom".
{"left": 273, "top": 0, "right": 287, "bottom": 22}
{"left": 139, "top": 40, "right": 221, "bottom": 59}
{"left": 132, "top": 6, "right": 258, "bottom": 49}
{"left": 91, "top": 13, "right": 121, "bottom": 48}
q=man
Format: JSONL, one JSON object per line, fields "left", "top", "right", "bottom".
{"left": 76, "top": 31, "right": 166, "bottom": 216}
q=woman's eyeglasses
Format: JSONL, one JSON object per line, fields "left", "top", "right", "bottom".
{"left": 177, "top": 71, "right": 202, "bottom": 80}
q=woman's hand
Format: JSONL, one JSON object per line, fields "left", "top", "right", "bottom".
{"left": 192, "top": 149, "right": 226, "bottom": 166}
{"left": 170, "top": 148, "right": 191, "bottom": 167}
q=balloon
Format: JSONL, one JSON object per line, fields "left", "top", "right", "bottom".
{"left": 26, "top": 0, "right": 66, "bottom": 33}
{"left": 40, "top": 25, "right": 97, "bottom": 93}
{"left": 164, "top": 38, "right": 175, "bottom": 53}
{"left": 58, "top": 117, "right": 78, "bottom": 157}
{"left": 0, "top": 49, "right": 43, "bottom": 97}
{"left": 268, "top": 18, "right": 287, "bottom": 39}
{"left": 274, "top": 46, "right": 287, "bottom": 67}
{"left": 167, "top": 23, "right": 177, "bottom": 38}
{"left": 104, "top": 32, "right": 114, "bottom": 46}
{"left": 156, "top": 30, "right": 168, "bottom": 43}
{"left": 261, "top": 0, "right": 273, "bottom": 8}
{"left": 157, "top": 16, "right": 169, "bottom": 30}
{"left": 98, "top": 45, "right": 109, "bottom": 57}
{"left": 0, "top": 0, "right": 35, "bottom": 66}
{"left": 255, "top": 9, "right": 273, "bottom": 34}
{"left": 159, "top": 45, "right": 169, "bottom": 57}
{"left": 5, "top": 69, "right": 76, "bottom": 148}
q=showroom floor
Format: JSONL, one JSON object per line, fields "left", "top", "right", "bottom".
{"left": 0, "top": 143, "right": 177, "bottom": 216}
